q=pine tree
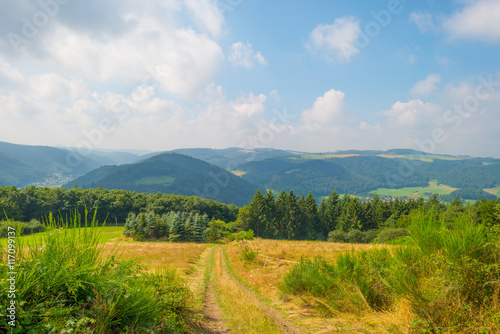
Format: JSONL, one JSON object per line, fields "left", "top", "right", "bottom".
{"left": 303, "top": 192, "right": 321, "bottom": 240}
{"left": 248, "top": 190, "right": 266, "bottom": 237}
{"left": 321, "top": 190, "right": 340, "bottom": 236}
{"left": 184, "top": 213, "right": 194, "bottom": 242}
{"left": 284, "top": 190, "right": 300, "bottom": 240}
{"left": 262, "top": 190, "right": 276, "bottom": 238}
{"left": 275, "top": 190, "right": 288, "bottom": 239}
{"left": 169, "top": 213, "right": 186, "bottom": 242}
{"left": 191, "top": 214, "right": 205, "bottom": 242}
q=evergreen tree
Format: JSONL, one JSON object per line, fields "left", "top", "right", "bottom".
{"left": 302, "top": 192, "right": 321, "bottom": 240}
{"left": 184, "top": 213, "right": 194, "bottom": 242}
{"left": 247, "top": 190, "right": 266, "bottom": 237}
{"left": 170, "top": 213, "right": 186, "bottom": 242}
{"left": 191, "top": 214, "right": 205, "bottom": 242}
{"left": 337, "top": 195, "right": 363, "bottom": 231}
{"left": 284, "top": 190, "right": 300, "bottom": 240}
{"left": 321, "top": 190, "right": 340, "bottom": 236}
{"left": 275, "top": 190, "right": 288, "bottom": 238}
{"left": 262, "top": 190, "right": 276, "bottom": 238}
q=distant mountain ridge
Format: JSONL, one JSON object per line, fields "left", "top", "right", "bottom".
{"left": 0, "top": 141, "right": 498, "bottom": 203}
{"left": 0, "top": 141, "right": 140, "bottom": 187}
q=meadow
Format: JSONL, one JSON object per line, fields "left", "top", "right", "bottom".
{"left": 371, "top": 180, "right": 457, "bottom": 198}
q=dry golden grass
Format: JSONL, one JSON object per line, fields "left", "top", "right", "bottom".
{"left": 226, "top": 239, "right": 413, "bottom": 333}
{"left": 227, "top": 239, "right": 380, "bottom": 301}
{"left": 103, "top": 240, "right": 207, "bottom": 275}
{"left": 212, "top": 247, "right": 287, "bottom": 334}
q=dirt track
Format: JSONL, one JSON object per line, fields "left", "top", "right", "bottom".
{"left": 187, "top": 246, "right": 303, "bottom": 334}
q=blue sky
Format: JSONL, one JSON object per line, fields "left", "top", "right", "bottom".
{"left": 0, "top": 0, "right": 499, "bottom": 157}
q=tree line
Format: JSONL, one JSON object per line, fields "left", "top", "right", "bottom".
{"left": 0, "top": 185, "right": 239, "bottom": 225}
{"left": 237, "top": 189, "right": 500, "bottom": 241}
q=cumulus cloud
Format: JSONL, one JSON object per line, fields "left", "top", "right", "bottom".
{"left": 307, "top": 17, "right": 361, "bottom": 62}
{"left": 302, "top": 89, "right": 346, "bottom": 126}
{"left": 383, "top": 99, "right": 442, "bottom": 127}
{"left": 410, "top": 74, "right": 441, "bottom": 96}
{"left": 444, "top": 0, "right": 500, "bottom": 42}
{"left": 228, "top": 41, "right": 267, "bottom": 68}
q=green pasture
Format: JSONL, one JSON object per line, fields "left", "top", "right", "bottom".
{"left": 134, "top": 176, "right": 175, "bottom": 185}
{"left": 371, "top": 181, "right": 457, "bottom": 199}
{"left": 0, "top": 225, "right": 125, "bottom": 247}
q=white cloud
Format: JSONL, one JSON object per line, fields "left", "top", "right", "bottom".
{"left": 302, "top": 89, "right": 346, "bottom": 126}
{"left": 228, "top": 41, "right": 267, "bottom": 68}
{"left": 410, "top": 74, "right": 441, "bottom": 96}
{"left": 0, "top": 57, "right": 24, "bottom": 83}
{"left": 184, "top": 0, "right": 224, "bottom": 37}
{"left": 383, "top": 99, "right": 442, "bottom": 127}
{"left": 444, "top": 0, "right": 500, "bottom": 42}
{"left": 307, "top": 17, "right": 361, "bottom": 62}
{"left": 410, "top": 11, "right": 436, "bottom": 33}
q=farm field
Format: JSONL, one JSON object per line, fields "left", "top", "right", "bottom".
{"left": 371, "top": 180, "right": 457, "bottom": 198}
{"left": 484, "top": 186, "right": 500, "bottom": 197}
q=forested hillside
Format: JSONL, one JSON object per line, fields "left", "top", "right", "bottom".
{"left": 237, "top": 155, "right": 500, "bottom": 198}
{"left": 0, "top": 152, "right": 48, "bottom": 187}
{"left": 64, "top": 153, "right": 258, "bottom": 206}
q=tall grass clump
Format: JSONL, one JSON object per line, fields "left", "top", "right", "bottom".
{"left": 0, "top": 211, "right": 191, "bottom": 333}
{"left": 390, "top": 212, "right": 500, "bottom": 332}
{"left": 281, "top": 211, "right": 500, "bottom": 332}
{"left": 281, "top": 248, "right": 394, "bottom": 314}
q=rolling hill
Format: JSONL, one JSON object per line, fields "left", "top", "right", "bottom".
{"left": 64, "top": 153, "right": 259, "bottom": 206}
{"left": 235, "top": 153, "right": 500, "bottom": 199}
{"left": 0, "top": 141, "right": 141, "bottom": 187}
{"left": 0, "top": 152, "right": 49, "bottom": 187}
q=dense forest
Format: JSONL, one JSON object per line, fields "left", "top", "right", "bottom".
{"left": 0, "top": 186, "right": 239, "bottom": 225}
{"left": 237, "top": 189, "right": 500, "bottom": 241}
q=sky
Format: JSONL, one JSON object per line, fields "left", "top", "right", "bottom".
{"left": 0, "top": 0, "right": 499, "bottom": 158}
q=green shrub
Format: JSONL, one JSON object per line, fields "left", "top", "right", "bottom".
{"left": 361, "top": 229, "right": 378, "bottom": 243}
{"left": 240, "top": 245, "right": 258, "bottom": 262}
{"left": 345, "top": 229, "right": 364, "bottom": 243}
{"left": 328, "top": 230, "right": 346, "bottom": 243}
{"left": 228, "top": 229, "right": 255, "bottom": 241}
{"left": 376, "top": 228, "right": 408, "bottom": 244}
{"left": 280, "top": 249, "right": 394, "bottom": 314}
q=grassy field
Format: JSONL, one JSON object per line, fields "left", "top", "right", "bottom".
{"left": 0, "top": 225, "right": 125, "bottom": 247}
{"left": 231, "top": 170, "right": 247, "bottom": 176}
{"left": 134, "top": 175, "right": 175, "bottom": 185}
{"left": 402, "top": 154, "right": 464, "bottom": 162}
{"left": 224, "top": 240, "right": 403, "bottom": 333}
{"left": 484, "top": 186, "right": 500, "bottom": 197}
{"left": 371, "top": 180, "right": 457, "bottom": 198}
